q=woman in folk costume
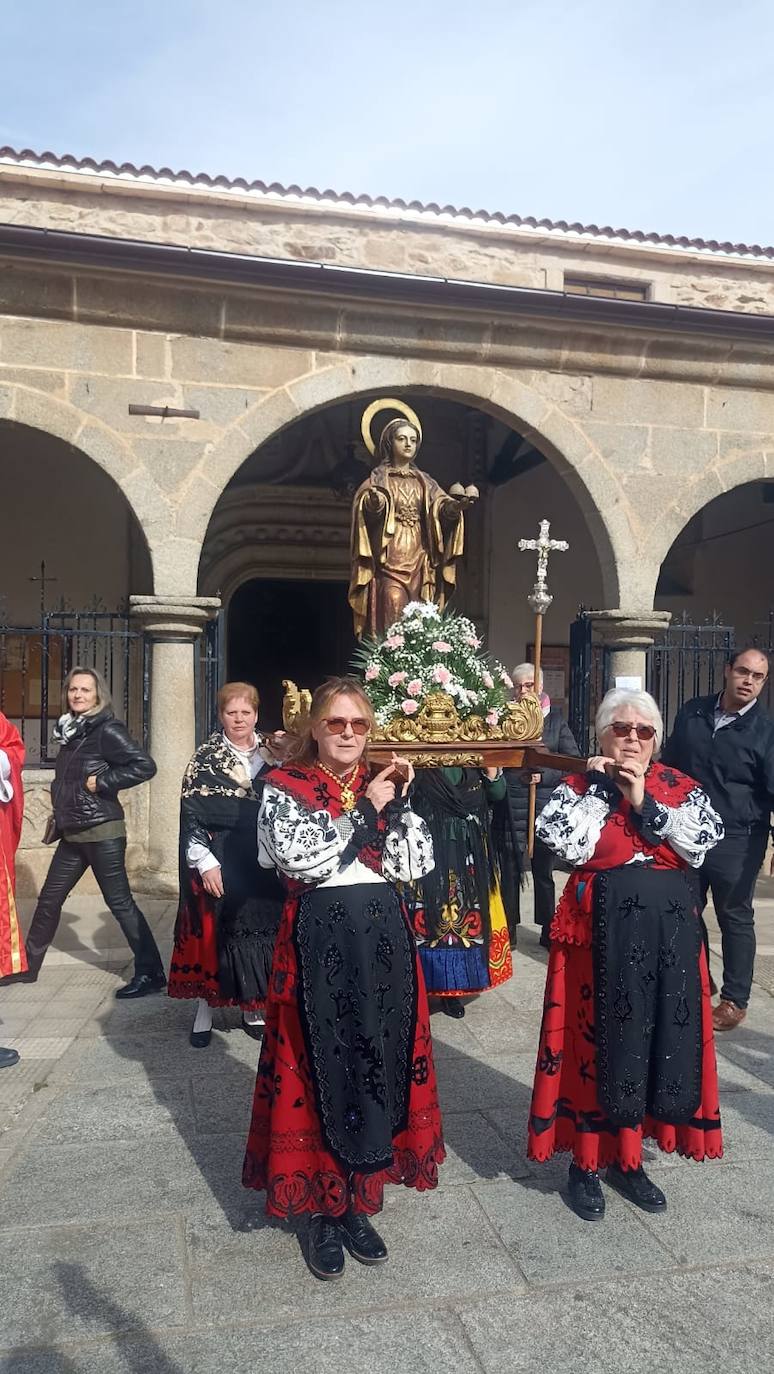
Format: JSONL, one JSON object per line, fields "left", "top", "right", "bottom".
{"left": 0, "top": 712, "right": 26, "bottom": 1068}
{"left": 169, "top": 682, "right": 284, "bottom": 1047}
{"left": 527, "top": 689, "right": 725, "bottom": 1222}
{"left": 243, "top": 677, "right": 444, "bottom": 1281}
{"left": 404, "top": 766, "right": 514, "bottom": 1018}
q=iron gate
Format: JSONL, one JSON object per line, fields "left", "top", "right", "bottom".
{"left": 568, "top": 610, "right": 610, "bottom": 755}
{"left": 0, "top": 604, "right": 150, "bottom": 766}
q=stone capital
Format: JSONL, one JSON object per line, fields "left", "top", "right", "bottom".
{"left": 129, "top": 594, "right": 221, "bottom": 638}
{"left": 590, "top": 608, "right": 671, "bottom": 649}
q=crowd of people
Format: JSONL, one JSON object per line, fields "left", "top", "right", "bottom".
{"left": 1, "top": 645, "right": 772, "bottom": 1277}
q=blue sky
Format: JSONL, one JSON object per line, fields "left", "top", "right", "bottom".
{"left": 3, "top": 0, "right": 773, "bottom": 244}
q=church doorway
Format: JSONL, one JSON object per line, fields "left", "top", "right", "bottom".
{"left": 227, "top": 577, "right": 358, "bottom": 730}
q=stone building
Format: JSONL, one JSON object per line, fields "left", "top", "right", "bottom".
{"left": 1, "top": 147, "right": 772, "bottom": 891}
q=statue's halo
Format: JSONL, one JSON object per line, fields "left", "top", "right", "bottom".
{"left": 361, "top": 398, "right": 423, "bottom": 457}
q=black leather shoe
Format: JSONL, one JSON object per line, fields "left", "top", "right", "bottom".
{"left": 607, "top": 1163, "right": 667, "bottom": 1213}
{"left": 189, "top": 1028, "right": 211, "bottom": 1049}
{"left": 115, "top": 973, "right": 167, "bottom": 1000}
{"left": 567, "top": 1162, "right": 605, "bottom": 1221}
{"left": 338, "top": 1209, "right": 388, "bottom": 1264}
{"left": 241, "top": 1014, "right": 264, "bottom": 1040}
{"left": 441, "top": 1000, "right": 465, "bottom": 1019}
{"left": 307, "top": 1214, "right": 345, "bottom": 1280}
{"left": 0, "top": 969, "right": 39, "bottom": 987}
{"left": 0, "top": 1047, "right": 20, "bottom": 1069}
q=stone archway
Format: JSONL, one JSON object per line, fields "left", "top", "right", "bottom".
{"left": 0, "top": 384, "right": 172, "bottom": 590}
{"left": 192, "top": 358, "right": 628, "bottom": 608}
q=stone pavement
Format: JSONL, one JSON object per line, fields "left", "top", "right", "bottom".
{"left": 1, "top": 882, "right": 774, "bottom": 1374}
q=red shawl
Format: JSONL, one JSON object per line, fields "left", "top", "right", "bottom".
{"left": 0, "top": 713, "right": 27, "bottom": 976}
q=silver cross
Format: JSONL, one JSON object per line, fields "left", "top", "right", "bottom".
{"left": 518, "top": 519, "right": 569, "bottom": 615}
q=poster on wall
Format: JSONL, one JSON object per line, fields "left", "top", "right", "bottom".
{"left": 527, "top": 643, "right": 570, "bottom": 716}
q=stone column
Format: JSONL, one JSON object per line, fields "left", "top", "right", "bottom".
{"left": 590, "top": 609, "right": 672, "bottom": 687}
{"left": 130, "top": 595, "right": 220, "bottom": 888}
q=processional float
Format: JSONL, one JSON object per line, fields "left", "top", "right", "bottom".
{"left": 282, "top": 398, "right": 580, "bottom": 797}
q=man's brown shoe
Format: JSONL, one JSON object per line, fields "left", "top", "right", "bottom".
{"left": 712, "top": 999, "right": 747, "bottom": 1032}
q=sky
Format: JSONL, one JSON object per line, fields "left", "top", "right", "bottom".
{"left": 3, "top": 0, "right": 774, "bottom": 245}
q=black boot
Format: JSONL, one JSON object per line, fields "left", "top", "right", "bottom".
{"left": 567, "top": 1162, "right": 605, "bottom": 1221}
{"left": 441, "top": 1000, "right": 465, "bottom": 1019}
{"left": 0, "top": 1047, "right": 20, "bottom": 1069}
{"left": 607, "top": 1163, "right": 667, "bottom": 1213}
{"left": 338, "top": 1208, "right": 388, "bottom": 1265}
{"left": 307, "top": 1214, "right": 345, "bottom": 1280}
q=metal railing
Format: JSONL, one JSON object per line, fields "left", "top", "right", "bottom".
{"left": 0, "top": 605, "right": 150, "bottom": 766}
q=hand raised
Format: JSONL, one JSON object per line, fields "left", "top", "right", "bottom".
{"left": 365, "top": 764, "right": 397, "bottom": 814}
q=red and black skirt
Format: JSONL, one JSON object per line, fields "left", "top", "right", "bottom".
{"left": 243, "top": 881, "right": 445, "bottom": 1217}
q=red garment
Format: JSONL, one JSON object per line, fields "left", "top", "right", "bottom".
{"left": 527, "top": 765, "right": 722, "bottom": 1168}
{"left": 0, "top": 713, "right": 27, "bottom": 977}
{"left": 167, "top": 882, "right": 264, "bottom": 1011}
{"left": 242, "top": 762, "right": 445, "bottom": 1218}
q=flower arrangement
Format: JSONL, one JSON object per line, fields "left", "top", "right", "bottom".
{"left": 354, "top": 601, "right": 514, "bottom": 731}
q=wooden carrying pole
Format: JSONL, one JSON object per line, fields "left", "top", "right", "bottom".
{"left": 517, "top": 519, "right": 569, "bottom": 859}
{"left": 526, "top": 613, "right": 543, "bottom": 857}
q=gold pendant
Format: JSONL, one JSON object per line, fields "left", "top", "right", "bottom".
{"left": 340, "top": 786, "right": 356, "bottom": 812}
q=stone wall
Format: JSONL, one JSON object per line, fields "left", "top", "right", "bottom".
{"left": 17, "top": 770, "right": 152, "bottom": 896}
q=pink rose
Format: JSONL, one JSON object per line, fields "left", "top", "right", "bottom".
{"left": 388, "top": 670, "right": 407, "bottom": 687}
{"left": 364, "top": 665, "right": 379, "bottom": 681}
{"left": 407, "top": 679, "right": 423, "bottom": 697}
{"left": 466, "top": 635, "right": 482, "bottom": 648}
{"left": 432, "top": 664, "right": 451, "bottom": 686}
{"left": 501, "top": 671, "right": 513, "bottom": 688}
{"left": 431, "top": 640, "right": 452, "bottom": 653}
{"left": 486, "top": 709, "right": 499, "bottom": 727}
{"left": 384, "top": 634, "right": 405, "bottom": 650}
{"left": 482, "top": 671, "right": 494, "bottom": 689}
{"left": 401, "top": 699, "right": 419, "bottom": 715}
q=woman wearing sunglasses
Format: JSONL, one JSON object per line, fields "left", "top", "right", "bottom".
{"left": 527, "top": 688, "right": 725, "bottom": 1222}
{"left": 242, "top": 676, "right": 444, "bottom": 1281}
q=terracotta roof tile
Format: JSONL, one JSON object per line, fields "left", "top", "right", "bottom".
{"left": 1, "top": 145, "right": 772, "bottom": 261}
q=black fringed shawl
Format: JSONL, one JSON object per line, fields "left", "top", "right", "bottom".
{"left": 409, "top": 768, "right": 498, "bottom": 928}
{"left": 174, "top": 731, "right": 283, "bottom": 1001}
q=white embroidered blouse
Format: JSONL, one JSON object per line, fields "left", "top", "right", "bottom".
{"left": 257, "top": 783, "right": 435, "bottom": 890}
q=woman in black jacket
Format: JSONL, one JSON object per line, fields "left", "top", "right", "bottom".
{"left": 1, "top": 666, "right": 165, "bottom": 998}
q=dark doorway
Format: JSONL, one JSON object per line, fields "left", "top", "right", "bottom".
{"left": 227, "top": 578, "right": 358, "bottom": 730}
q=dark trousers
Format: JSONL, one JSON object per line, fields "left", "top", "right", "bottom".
{"left": 700, "top": 829, "right": 768, "bottom": 1009}
{"left": 531, "top": 837, "right": 558, "bottom": 928}
{"left": 26, "top": 837, "right": 164, "bottom": 978}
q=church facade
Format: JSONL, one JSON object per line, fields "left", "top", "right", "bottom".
{"left": 1, "top": 148, "right": 773, "bottom": 890}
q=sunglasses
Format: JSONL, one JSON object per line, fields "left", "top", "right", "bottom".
{"left": 610, "top": 721, "right": 656, "bottom": 741}
{"left": 323, "top": 716, "right": 371, "bottom": 736}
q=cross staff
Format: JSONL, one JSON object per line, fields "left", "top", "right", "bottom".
{"left": 518, "top": 520, "right": 569, "bottom": 856}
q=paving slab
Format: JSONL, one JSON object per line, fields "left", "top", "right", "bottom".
{"left": 632, "top": 1159, "right": 774, "bottom": 1265}
{"left": 186, "top": 1186, "right": 525, "bottom": 1324}
{"left": 471, "top": 1174, "right": 674, "bottom": 1285}
{"left": 0, "top": 1218, "right": 186, "bottom": 1352}
{"left": 32, "top": 1077, "right": 195, "bottom": 1145}
{"left": 455, "top": 1260, "right": 774, "bottom": 1374}
{"left": 0, "top": 1308, "right": 485, "bottom": 1374}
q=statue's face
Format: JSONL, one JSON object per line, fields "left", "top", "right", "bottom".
{"left": 390, "top": 424, "right": 418, "bottom": 465}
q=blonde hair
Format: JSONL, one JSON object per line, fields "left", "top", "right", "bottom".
{"left": 63, "top": 666, "right": 112, "bottom": 714}
{"left": 288, "top": 676, "right": 375, "bottom": 765}
{"left": 217, "top": 681, "right": 259, "bottom": 715}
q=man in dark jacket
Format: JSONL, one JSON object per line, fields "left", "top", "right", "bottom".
{"left": 504, "top": 664, "right": 580, "bottom": 947}
{"left": 662, "top": 646, "right": 774, "bottom": 1031}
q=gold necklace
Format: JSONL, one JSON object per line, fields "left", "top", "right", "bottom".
{"left": 317, "top": 760, "right": 359, "bottom": 812}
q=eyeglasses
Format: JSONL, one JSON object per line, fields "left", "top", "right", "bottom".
{"left": 323, "top": 716, "right": 371, "bottom": 736}
{"left": 610, "top": 721, "right": 656, "bottom": 741}
{"left": 731, "top": 666, "right": 767, "bottom": 684}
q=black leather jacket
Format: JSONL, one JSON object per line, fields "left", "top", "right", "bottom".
{"left": 50, "top": 710, "right": 156, "bottom": 833}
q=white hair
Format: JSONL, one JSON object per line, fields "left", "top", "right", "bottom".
{"left": 511, "top": 662, "right": 543, "bottom": 688}
{"left": 595, "top": 688, "right": 663, "bottom": 755}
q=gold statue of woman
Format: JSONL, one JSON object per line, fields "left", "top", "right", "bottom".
{"left": 348, "top": 403, "right": 477, "bottom": 639}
